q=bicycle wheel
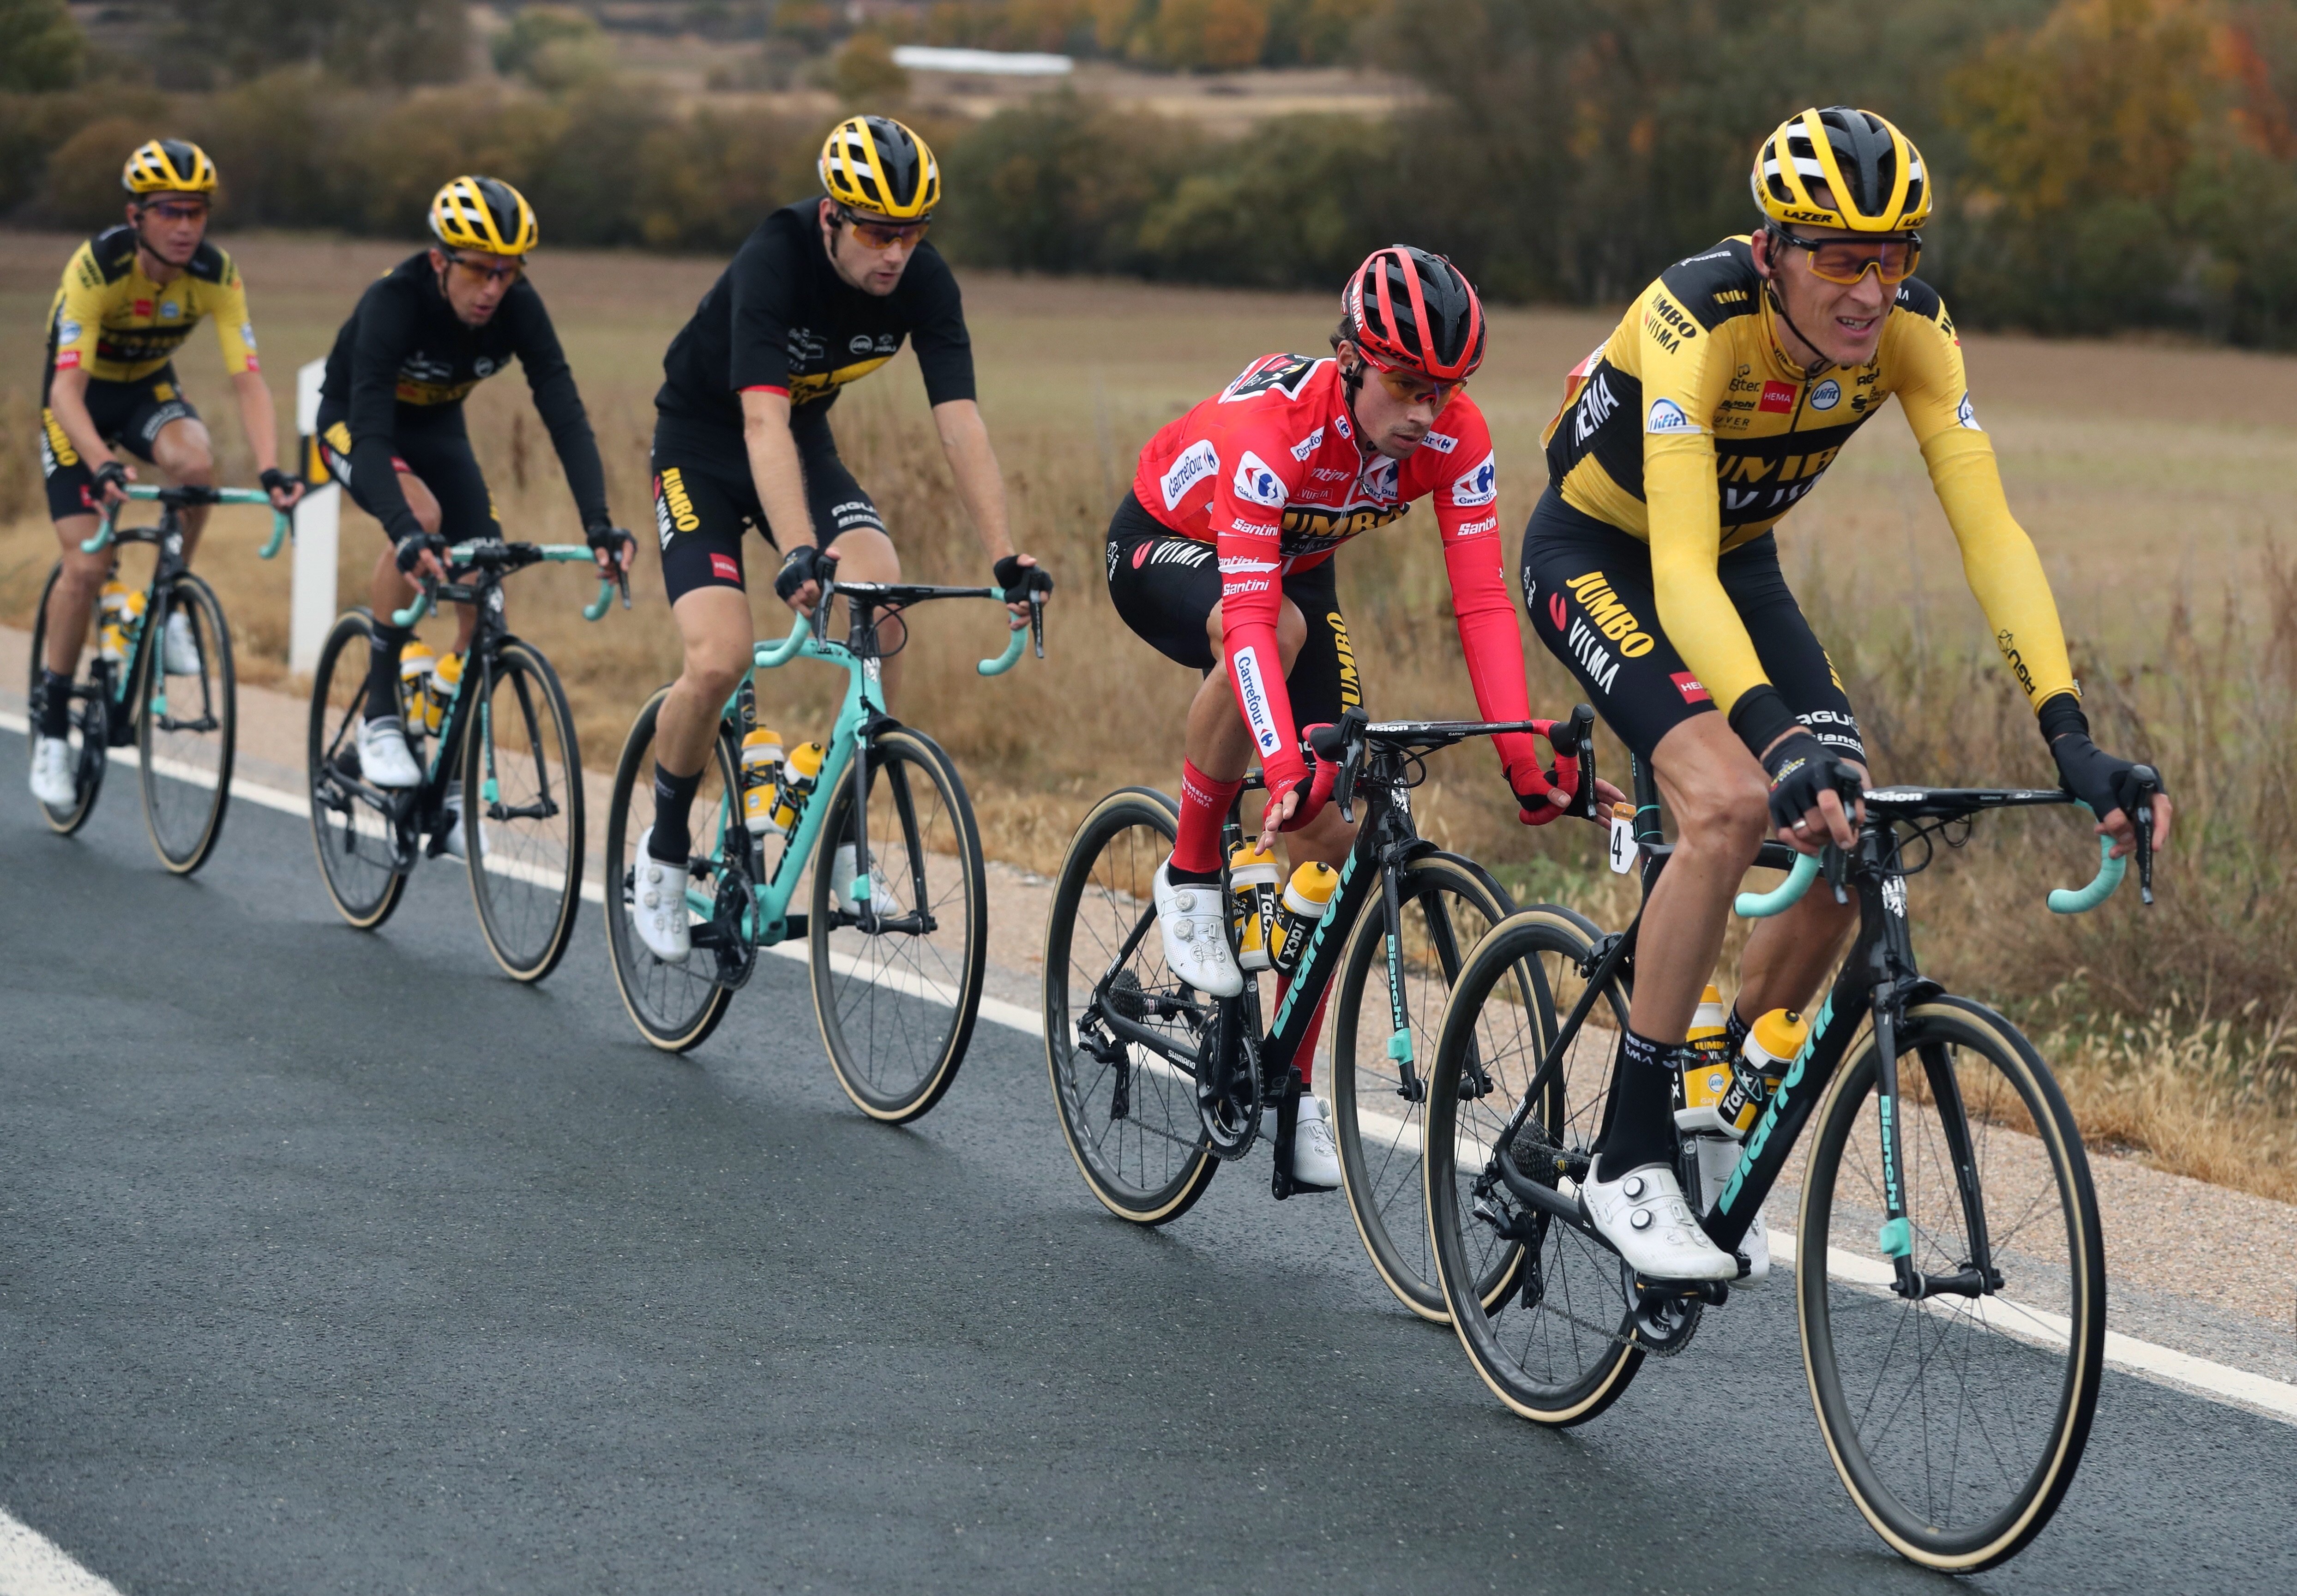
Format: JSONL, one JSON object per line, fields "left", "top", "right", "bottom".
{"left": 1425, "top": 906, "right": 1646, "bottom": 1424}
{"left": 1329, "top": 851, "right": 1516, "bottom": 1321}
{"left": 306, "top": 609, "right": 408, "bottom": 929}
{"left": 604, "top": 685, "right": 738, "bottom": 1052}
{"left": 1798, "top": 996, "right": 2105, "bottom": 1572}
{"left": 810, "top": 726, "right": 987, "bottom": 1122}
{"left": 463, "top": 639, "right": 584, "bottom": 982}
{"left": 1042, "top": 788, "right": 1220, "bottom": 1224}
{"left": 26, "top": 561, "right": 106, "bottom": 836}
{"left": 138, "top": 573, "right": 235, "bottom": 874}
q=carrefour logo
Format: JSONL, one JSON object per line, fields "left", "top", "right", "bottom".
{"left": 1233, "top": 450, "right": 1286, "bottom": 507}
{"left": 1159, "top": 439, "right": 1219, "bottom": 510}
{"left": 1451, "top": 452, "right": 1497, "bottom": 507}
{"left": 1232, "top": 645, "right": 1282, "bottom": 755}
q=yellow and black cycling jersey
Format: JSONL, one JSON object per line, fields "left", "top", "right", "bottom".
{"left": 43, "top": 224, "right": 259, "bottom": 390}
{"left": 1541, "top": 235, "right": 2076, "bottom": 720}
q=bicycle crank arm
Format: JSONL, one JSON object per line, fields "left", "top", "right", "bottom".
{"left": 1491, "top": 1147, "right": 1603, "bottom": 1242}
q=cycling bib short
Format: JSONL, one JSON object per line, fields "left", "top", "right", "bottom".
{"left": 1106, "top": 490, "right": 1358, "bottom": 734}
{"left": 649, "top": 410, "right": 886, "bottom": 604}
{"left": 39, "top": 368, "right": 200, "bottom": 520}
{"left": 316, "top": 407, "right": 502, "bottom": 546}
{"left": 1521, "top": 487, "right": 1862, "bottom": 762}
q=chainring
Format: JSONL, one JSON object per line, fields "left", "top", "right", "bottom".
{"left": 708, "top": 860, "right": 758, "bottom": 991}
{"left": 1197, "top": 1006, "right": 1262, "bottom": 1160}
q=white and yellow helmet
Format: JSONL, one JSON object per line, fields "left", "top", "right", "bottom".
{"left": 122, "top": 139, "right": 218, "bottom": 197}
{"left": 818, "top": 116, "right": 939, "bottom": 221}
{"left": 1751, "top": 107, "right": 1931, "bottom": 234}
{"left": 428, "top": 174, "right": 538, "bottom": 257}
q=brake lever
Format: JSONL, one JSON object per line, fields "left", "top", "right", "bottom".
{"left": 2129, "top": 764, "right": 2158, "bottom": 906}
{"left": 1029, "top": 593, "right": 1045, "bottom": 659}
{"left": 812, "top": 576, "right": 835, "bottom": 644}
{"left": 617, "top": 569, "right": 632, "bottom": 611}
{"left": 1562, "top": 702, "right": 1599, "bottom": 821}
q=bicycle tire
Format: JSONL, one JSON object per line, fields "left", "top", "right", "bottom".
{"left": 464, "top": 638, "right": 585, "bottom": 982}
{"left": 603, "top": 685, "right": 738, "bottom": 1053}
{"left": 810, "top": 726, "right": 987, "bottom": 1122}
{"left": 1329, "top": 850, "right": 1517, "bottom": 1321}
{"left": 26, "top": 560, "right": 106, "bottom": 836}
{"left": 305, "top": 609, "right": 408, "bottom": 930}
{"left": 1043, "top": 787, "right": 1220, "bottom": 1224}
{"left": 1425, "top": 906, "right": 1645, "bottom": 1424}
{"left": 138, "top": 572, "right": 235, "bottom": 875}
{"left": 1798, "top": 996, "right": 2105, "bottom": 1572}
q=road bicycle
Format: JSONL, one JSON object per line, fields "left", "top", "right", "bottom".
{"left": 305, "top": 540, "right": 623, "bottom": 981}
{"left": 1422, "top": 754, "right": 2156, "bottom": 1572}
{"left": 603, "top": 577, "right": 1041, "bottom": 1123}
{"left": 28, "top": 483, "right": 288, "bottom": 873}
{"left": 1041, "top": 704, "right": 1594, "bottom": 1255}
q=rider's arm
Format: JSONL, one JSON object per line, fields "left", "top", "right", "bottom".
{"left": 345, "top": 284, "right": 428, "bottom": 545}
{"left": 1424, "top": 408, "right": 1540, "bottom": 780}
{"left": 227, "top": 369, "right": 283, "bottom": 476}
{"left": 739, "top": 389, "right": 817, "bottom": 554}
{"left": 1888, "top": 294, "right": 2078, "bottom": 713}
{"left": 932, "top": 399, "right": 1014, "bottom": 564}
{"left": 506, "top": 287, "right": 612, "bottom": 531}
{"left": 43, "top": 366, "right": 114, "bottom": 477}
{"left": 1214, "top": 459, "right": 1308, "bottom": 799}
{"left": 47, "top": 251, "right": 118, "bottom": 469}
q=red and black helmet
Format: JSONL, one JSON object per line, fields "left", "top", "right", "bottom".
{"left": 1342, "top": 245, "right": 1486, "bottom": 383}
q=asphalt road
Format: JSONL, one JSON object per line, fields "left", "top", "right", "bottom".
{"left": 3, "top": 737, "right": 2293, "bottom": 1595}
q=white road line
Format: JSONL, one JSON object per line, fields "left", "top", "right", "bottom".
{"left": 15, "top": 708, "right": 2297, "bottom": 1429}
{"left": 0, "top": 1507, "right": 124, "bottom": 1596}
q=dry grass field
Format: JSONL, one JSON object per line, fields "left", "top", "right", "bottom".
{"left": 5, "top": 229, "right": 2295, "bottom": 1200}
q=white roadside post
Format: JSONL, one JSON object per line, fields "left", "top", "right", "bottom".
{"left": 290, "top": 357, "right": 340, "bottom": 677}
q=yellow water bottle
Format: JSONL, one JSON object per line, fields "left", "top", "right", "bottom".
{"left": 771, "top": 740, "right": 825, "bottom": 833}
{"left": 1718, "top": 1008, "right": 1809, "bottom": 1140}
{"left": 426, "top": 652, "right": 463, "bottom": 735}
{"left": 97, "top": 581, "right": 129, "bottom": 663}
{"left": 1676, "top": 984, "right": 1733, "bottom": 1132}
{"left": 397, "top": 640, "right": 438, "bottom": 728}
{"left": 1228, "top": 843, "right": 1280, "bottom": 972}
{"left": 741, "top": 727, "right": 786, "bottom": 835}
{"left": 1269, "top": 861, "right": 1340, "bottom": 978}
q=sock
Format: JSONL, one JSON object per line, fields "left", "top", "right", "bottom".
{"left": 1277, "top": 973, "right": 1333, "bottom": 1089}
{"left": 1593, "top": 1026, "right": 1680, "bottom": 1182}
{"left": 366, "top": 623, "right": 411, "bottom": 722}
{"left": 38, "top": 669, "right": 72, "bottom": 738}
{"left": 1725, "top": 1004, "right": 1753, "bottom": 1059}
{"left": 649, "top": 761, "right": 703, "bottom": 863}
{"left": 1171, "top": 758, "right": 1242, "bottom": 880}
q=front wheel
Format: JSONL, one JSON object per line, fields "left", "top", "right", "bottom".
{"left": 306, "top": 609, "right": 409, "bottom": 930}
{"left": 810, "top": 726, "right": 987, "bottom": 1122}
{"left": 1329, "top": 851, "right": 1516, "bottom": 1321}
{"left": 1042, "top": 788, "right": 1219, "bottom": 1224}
{"left": 464, "top": 638, "right": 584, "bottom": 982}
{"left": 26, "top": 560, "right": 107, "bottom": 835}
{"left": 138, "top": 572, "right": 236, "bottom": 874}
{"left": 1799, "top": 997, "right": 2105, "bottom": 1573}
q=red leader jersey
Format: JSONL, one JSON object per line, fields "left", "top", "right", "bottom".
{"left": 1131, "top": 351, "right": 1537, "bottom": 799}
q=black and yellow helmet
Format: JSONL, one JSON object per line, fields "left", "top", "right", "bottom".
{"left": 1751, "top": 107, "right": 1931, "bottom": 234}
{"left": 818, "top": 116, "right": 938, "bottom": 221}
{"left": 122, "top": 139, "right": 218, "bottom": 197}
{"left": 428, "top": 175, "right": 538, "bottom": 257}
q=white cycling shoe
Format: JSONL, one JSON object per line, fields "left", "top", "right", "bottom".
{"left": 1154, "top": 858, "right": 1243, "bottom": 998}
{"left": 830, "top": 843, "right": 896, "bottom": 914}
{"left": 29, "top": 735, "right": 77, "bottom": 808}
{"left": 356, "top": 716, "right": 424, "bottom": 789}
{"left": 162, "top": 609, "right": 201, "bottom": 676}
{"left": 1264, "top": 1093, "right": 1341, "bottom": 1190}
{"left": 629, "top": 826, "right": 692, "bottom": 964}
{"left": 1694, "top": 1135, "right": 1768, "bottom": 1286}
{"left": 1581, "top": 1162, "right": 1738, "bottom": 1281}
{"left": 439, "top": 780, "right": 479, "bottom": 862}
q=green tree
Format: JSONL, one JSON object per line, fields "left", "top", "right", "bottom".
{"left": 1154, "top": 0, "right": 1268, "bottom": 69}
{"left": 169, "top": 0, "right": 470, "bottom": 87}
{"left": 493, "top": 5, "right": 608, "bottom": 87}
{"left": 0, "top": 0, "right": 84, "bottom": 91}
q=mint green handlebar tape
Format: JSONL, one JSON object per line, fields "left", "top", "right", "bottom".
{"left": 583, "top": 579, "right": 614, "bottom": 621}
{"left": 389, "top": 592, "right": 431, "bottom": 627}
{"left": 2047, "top": 831, "right": 2124, "bottom": 914}
{"left": 1734, "top": 850, "right": 1821, "bottom": 918}
{"left": 977, "top": 626, "right": 1026, "bottom": 676}
{"left": 754, "top": 612, "right": 812, "bottom": 669}
{"left": 259, "top": 510, "right": 289, "bottom": 559}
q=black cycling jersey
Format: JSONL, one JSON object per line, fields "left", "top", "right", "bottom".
{"left": 316, "top": 252, "right": 607, "bottom": 544}
{"left": 654, "top": 198, "right": 975, "bottom": 432}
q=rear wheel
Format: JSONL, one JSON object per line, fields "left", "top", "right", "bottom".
{"left": 1425, "top": 906, "right": 1644, "bottom": 1425}
{"left": 1799, "top": 998, "right": 2105, "bottom": 1572}
{"left": 306, "top": 609, "right": 408, "bottom": 929}
{"left": 810, "top": 727, "right": 987, "bottom": 1122}
{"left": 1329, "top": 851, "right": 1515, "bottom": 1322}
{"left": 26, "top": 560, "right": 107, "bottom": 835}
{"left": 138, "top": 572, "right": 235, "bottom": 874}
{"left": 604, "top": 685, "right": 738, "bottom": 1052}
{"left": 1043, "top": 788, "right": 1219, "bottom": 1224}
{"left": 464, "top": 639, "right": 584, "bottom": 982}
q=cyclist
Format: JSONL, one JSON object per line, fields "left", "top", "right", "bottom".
{"left": 30, "top": 139, "right": 304, "bottom": 808}
{"left": 630, "top": 115, "right": 1048, "bottom": 962}
{"left": 1110, "top": 246, "right": 1598, "bottom": 1191}
{"left": 1521, "top": 106, "right": 2174, "bottom": 1280}
{"left": 313, "top": 174, "right": 633, "bottom": 815}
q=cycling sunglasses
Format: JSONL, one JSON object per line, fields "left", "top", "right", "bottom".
{"left": 138, "top": 198, "right": 209, "bottom": 222}
{"left": 446, "top": 252, "right": 525, "bottom": 285}
{"left": 1771, "top": 227, "right": 1922, "bottom": 286}
{"left": 838, "top": 208, "right": 931, "bottom": 251}
{"left": 1356, "top": 347, "right": 1461, "bottom": 411}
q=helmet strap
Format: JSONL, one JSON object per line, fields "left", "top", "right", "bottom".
{"left": 1756, "top": 230, "right": 1830, "bottom": 378}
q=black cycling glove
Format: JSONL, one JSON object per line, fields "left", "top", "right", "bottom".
{"left": 774, "top": 542, "right": 830, "bottom": 603}
{"left": 993, "top": 554, "right": 1053, "bottom": 605}
{"left": 259, "top": 467, "right": 297, "bottom": 498}
{"left": 585, "top": 521, "right": 637, "bottom": 569}
{"left": 2039, "top": 694, "right": 2160, "bottom": 822}
{"left": 394, "top": 530, "right": 445, "bottom": 574}
{"left": 92, "top": 460, "right": 131, "bottom": 500}
{"left": 1761, "top": 729, "right": 1854, "bottom": 834}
